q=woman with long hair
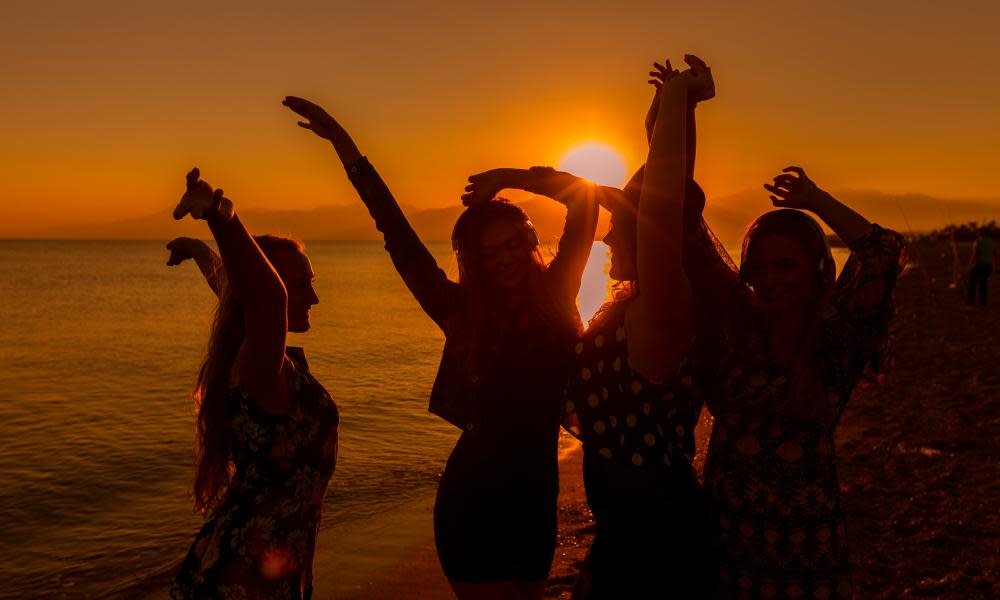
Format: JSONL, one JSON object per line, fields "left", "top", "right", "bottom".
{"left": 563, "top": 55, "right": 720, "bottom": 598}
{"left": 282, "top": 96, "right": 602, "bottom": 599}
{"left": 169, "top": 170, "right": 338, "bottom": 600}
{"left": 689, "top": 169, "right": 906, "bottom": 598}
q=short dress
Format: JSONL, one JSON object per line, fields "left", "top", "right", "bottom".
{"left": 565, "top": 302, "right": 718, "bottom": 598}
{"left": 171, "top": 348, "right": 339, "bottom": 600}
{"left": 700, "top": 225, "right": 906, "bottom": 599}
{"left": 434, "top": 314, "right": 566, "bottom": 583}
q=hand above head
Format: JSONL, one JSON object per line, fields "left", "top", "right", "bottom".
{"left": 673, "top": 54, "right": 715, "bottom": 104}
{"left": 764, "top": 166, "right": 824, "bottom": 209}
{"left": 283, "top": 96, "right": 343, "bottom": 142}
{"left": 283, "top": 96, "right": 362, "bottom": 165}
{"left": 173, "top": 168, "right": 234, "bottom": 221}
{"left": 646, "top": 59, "right": 680, "bottom": 142}
{"left": 165, "top": 236, "right": 204, "bottom": 266}
{"left": 461, "top": 168, "right": 527, "bottom": 206}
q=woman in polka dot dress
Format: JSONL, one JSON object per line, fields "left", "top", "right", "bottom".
{"left": 691, "top": 172, "right": 906, "bottom": 599}
{"left": 564, "top": 55, "right": 720, "bottom": 598}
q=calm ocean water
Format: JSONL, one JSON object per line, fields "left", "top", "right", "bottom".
{"left": 0, "top": 239, "right": 847, "bottom": 599}
{"left": 0, "top": 240, "right": 467, "bottom": 599}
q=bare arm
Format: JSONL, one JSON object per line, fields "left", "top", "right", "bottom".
{"left": 175, "top": 170, "right": 289, "bottom": 409}
{"left": 166, "top": 237, "right": 224, "bottom": 297}
{"left": 646, "top": 60, "right": 697, "bottom": 179}
{"left": 627, "top": 72, "right": 699, "bottom": 382}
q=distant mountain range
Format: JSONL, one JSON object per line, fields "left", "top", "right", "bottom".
{"left": 35, "top": 189, "right": 998, "bottom": 249}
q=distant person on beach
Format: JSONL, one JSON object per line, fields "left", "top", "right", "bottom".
{"left": 686, "top": 167, "right": 906, "bottom": 597}
{"left": 967, "top": 227, "right": 997, "bottom": 305}
{"left": 284, "top": 96, "right": 600, "bottom": 600}
{"left": 169, "top": 171, "right": 338, "bottom": 600}
{"left": 563, "top": 55, "right": 720, "bottom": 598}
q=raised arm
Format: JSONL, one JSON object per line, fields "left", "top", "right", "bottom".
{"left": 765, "top": 167, "right": 872, "bottom": 245}
{"left": 174, "top": 170, "right": 289, "bottom": 409}
{"left": 283, "top": 96, "right": 460, "bottom": 329}
{"left": 628, "top": 57, "right": 714, "bottom": 382}
{"left": 461, "top": 167, "right": 599, "bottom": 298}
{"left": 166, "top": 237, "right": 224, "bottom": 297}
{"left": 647, "top": 59, "right": 697, "bottom": 180}
{"left": 765, "top": 166, "right": 904, "bottom": 307}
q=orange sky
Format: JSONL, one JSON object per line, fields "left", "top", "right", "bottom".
{"left": 2, "top": 1, "right": 998, "bottom": 236}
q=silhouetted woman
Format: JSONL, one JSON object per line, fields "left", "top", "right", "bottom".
{"left": 684, "top": 168, "right": 906, "bottom": 598}
{"left": 563, "top": 55, "right": 720, "bottom": 598}
{"left": 283, "top": 96, "right": 601, "bottom": 599}
{"left": 169, "top": 170, "right": 338, "bottom": 600}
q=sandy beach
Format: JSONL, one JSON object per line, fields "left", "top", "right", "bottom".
{"left": 328, "top": 239, "right": 999, "bottom": 599}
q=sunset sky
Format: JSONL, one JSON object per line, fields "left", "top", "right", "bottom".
{"left": 2, "top": 1, "right": 998, "bottom": 237}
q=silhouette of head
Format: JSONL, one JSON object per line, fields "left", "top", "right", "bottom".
{"left": 452, "top": 200, "right": 542, "bottom": 291}
{"left": 602, "top": 166, "right": 706, "bottom": 282}
{"left": 192, "top": 234, "right": 315, "bottom": 513}
{"left": 256, "top": 236, "right": 319, "bottom": 333}
{"left": 740, "top": 209, "right": 835, "bottom": 313}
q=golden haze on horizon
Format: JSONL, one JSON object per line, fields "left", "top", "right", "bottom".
{"left": 1, "top": 2, "right": 998, "bottom": 236}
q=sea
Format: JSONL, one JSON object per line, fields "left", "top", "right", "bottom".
{"left": 0, "top": 239, "right": 848, "bottom": 599}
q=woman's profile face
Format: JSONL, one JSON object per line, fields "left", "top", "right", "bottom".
{"left": 603, "top": 210, "right": 636, "bottom": 282}
{"left": 477, "top": 219, "right": 535, "bottom": 289}
{"left": 743, "top": 235, "right": 821, "bottom": 313}
{"left": 270, "top": 249, "right": 319, "bottom": 333}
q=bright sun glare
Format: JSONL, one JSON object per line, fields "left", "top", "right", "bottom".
{"left": 558, "top": 142, "right": 628, "bottom": 188}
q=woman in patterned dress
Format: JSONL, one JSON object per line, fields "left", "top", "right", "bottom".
{"left": 282, "top": 96, "right": 605, "bottom": 599}
{"left": 564, "top": 55, "right": 720, "bottom": 598}
{"left": 680, "top": 169, "right": 906, "bottom": 598}
{"left": 169, "top": 170, "right": 339, "bottom": 600}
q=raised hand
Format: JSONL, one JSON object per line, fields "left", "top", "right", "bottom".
{"left": 461, "top": 168, "right": 526, "bottom": 206}
{"left": 283, "top": 96, "right": 343, "bottom": 141}
{"left": 646, "top": 60, "right": 680, "bottom": 142}
{"left": 166, "top": 237, "right": 203, "bottom": 266}
{"left": 764, "top": 166, "right": 823, "bottom": 209}
{"left": 677, "top": 54, "right": 715, "bottom": 104}
{"left": 283, "top": 96, "right": 362, "bottom": 165}
{"left": 173, "top": 168, "right": 233, "bottom": 221}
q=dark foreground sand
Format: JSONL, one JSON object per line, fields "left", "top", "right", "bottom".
{"left": 340, "top": 240, "right": 999, "bottom": 599}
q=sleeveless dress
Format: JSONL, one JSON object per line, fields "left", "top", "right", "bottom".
{"left": 699, "top": 225, "right": 905, "bottom": 599}
{"left": 565, "top": 302, "right": 718, "bottom": 598}
{"left": 171, "top": 348, "right": 339, "bottom": 600}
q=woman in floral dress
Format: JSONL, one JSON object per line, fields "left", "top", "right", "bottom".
{"left": 170, "top": 170, "right": 338, "bottom": 600}
{"left": 694, "top": 170, "right": 907, "bottom": 598}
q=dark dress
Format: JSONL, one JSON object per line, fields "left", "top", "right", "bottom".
{"left": 434, "top": 313, "right": 566, "bottom": 582}
{"left": 697, "top": 225, "right": 906, "bottom": 599}
{"left": 344, "top": 157, "right": 600, "bottom": 583}
{"left": 171, "top": 349, "right": 339, "bottom": 600}
{"left": 565, "top": 302, "right": 718, "bottom": 598}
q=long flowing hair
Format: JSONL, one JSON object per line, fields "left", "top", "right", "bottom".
{"left": 450, "top": 200, "right": 582, "bottom": 367}
{"left": 192, "top": 235, "right": 304, "bottom": 514}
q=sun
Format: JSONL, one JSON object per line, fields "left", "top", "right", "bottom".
{"left": 557, "top": 142, "right": 628, "bottom": 188}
